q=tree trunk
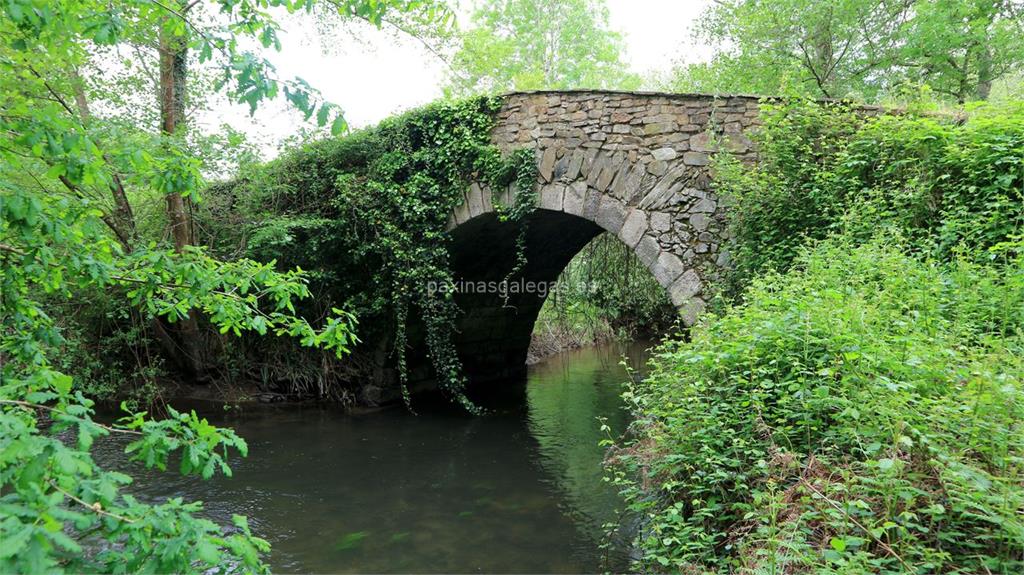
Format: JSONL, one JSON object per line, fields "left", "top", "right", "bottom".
{"left": 160, "top": 28, "right": 193, "bottom": 250}
{"left": 158, "top": 14, "right": 211, "bottom": 382}
{"left": 70, "top": 68, "right": 139, "bottom": 250}
{"left": 975, "top": 45, "right": 994, "bottom": 101}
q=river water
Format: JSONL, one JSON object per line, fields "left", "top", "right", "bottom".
{"left": 95, "top": 342, "right": 651, "bottom": 573}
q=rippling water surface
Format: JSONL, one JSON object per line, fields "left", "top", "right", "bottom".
{"left": 94, "top": 342, "right": 651, "bottom": 573}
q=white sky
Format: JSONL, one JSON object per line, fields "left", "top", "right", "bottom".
{"left": 203, "top": 0, "right": 715, "bottom": 158}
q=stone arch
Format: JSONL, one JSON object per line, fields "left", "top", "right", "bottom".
{"left": 461, "top": 93, "right": 760, "bottom": 309}
{"left": 443, "top": 183, "right": 715, "bottom": 385}
{"left": 435, "top": 91, "right": 767, "bottom": 385}
{"left": 403, "top": 91, "right": 762, "bottom": 389}
{"left": 448, "top": 154, "right": 733, "bottom": 318}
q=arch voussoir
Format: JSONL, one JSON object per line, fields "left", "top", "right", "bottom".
{"left": 447, "top": 90, "right": 764, "bottom": 336}
{"left": 538, "top": 183, "right": 565, "bottom": 211}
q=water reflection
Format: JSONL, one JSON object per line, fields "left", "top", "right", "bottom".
{"left": 94, "top": 342, "right": 650, "bottom": 573}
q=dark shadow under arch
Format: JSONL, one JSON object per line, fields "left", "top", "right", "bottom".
{"left": 443, "top": 208, "right": 644, "bottom": 386}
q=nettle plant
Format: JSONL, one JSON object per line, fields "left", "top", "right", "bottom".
{"left": 207, "top": 96, "right": 537, "bottom": 411}
{"left": 608, "top": 100, "right": 1024, "bottom": 574}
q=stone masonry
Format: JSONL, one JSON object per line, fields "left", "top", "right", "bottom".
{"left": 447, "top": 90, "right": 762, "bottom": 326}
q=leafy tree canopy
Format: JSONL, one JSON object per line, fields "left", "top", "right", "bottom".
{"left": 669, "top": 0, "right": 1024, "bottom": 102}
{"left": 0, "top": 0, "right": 450, "bottom": 571}
{"left": 445, "top": 0, "right": 641, "bottom": 95}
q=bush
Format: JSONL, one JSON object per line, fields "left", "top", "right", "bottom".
{"left": 717, "top": 100, "right": 1024, "bottom": 292}
{"left": 611, "top": 237, "right": 1024, "bottom": 573}
{"left": 615, "top": 100, "right": 1024, "bottom": 573}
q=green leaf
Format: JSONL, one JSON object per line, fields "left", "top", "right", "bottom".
{"left": 829, "top": 537, "right": 846, "bottom": 552}
{"left": 0, "top": 524, "right": 33, "bottom": 559}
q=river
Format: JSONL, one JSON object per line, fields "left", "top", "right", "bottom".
{"left": 94, "top": 342, "right": 651, "bottom": 573}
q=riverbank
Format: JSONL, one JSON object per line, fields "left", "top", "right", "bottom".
{"left": 526, "top": 314, "right": 615, "bottom": 364}
{"left": 526, "top": 298, "right": 671, "bottom": 364}
{"left": 609, "top": 100, "right": 1024, "bottom": 573}
{"left": 611, "top": 238, "right": 1024, "bottom": 573}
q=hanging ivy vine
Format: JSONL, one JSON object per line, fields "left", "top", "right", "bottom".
{"left": 489, "top": 148, "right": 538, "bottom": 303}
{"left": 205, "top": 96, "right": 537, "bottom": 411}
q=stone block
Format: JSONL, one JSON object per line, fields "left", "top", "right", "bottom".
{"left": 679, "top": 297, "right": 706, "bottom": 326}
{"left": 581, "top": 148, "right": 599, "bottom": 178}
{"left": 635, "top": 234, "right": 661, "bottom": 267}
{"left": 690, "top": 132, "right": 716, "bottom": 152}
{"left": 538, "top": 183, "right": 564, "bottom": 211}
{"left": 608, "top": 161, "right": 632, "bottom": 199}
{"left": 650, "top": 211, "right": 671, "bottom": 233}
{"left": 648, "top": 160, "right": 668, "bottom": 176}
{"left": 595, "top": 195, "right": 628, "bottom": 233}
{"left": 669, "top": 269, "right": 702, "bottom": 305}
{"left": 651, "top": 252, "right": 685, "bottom": 287}
{"left": 539, "top": 147, "right": 557, "bottom": 182}
{"left": 581, "top": 187, "right": 602, "bottom": 220}
{"left": 652, "top": 147, "right": 678, "bottom": 161}
{"left": 643, "top": 122, "right": 675, "bottom": 135}
{"left": 562, "top": 181, "right": 587, "bottom": 215}
{"left": 683, "top": 152, "right": 709, "bottom": 166}
{"left": 467, "top": 183, "right": 485, "bottom": 217}
{"left": 618, "top": 208, "right": 647, "bottom": 248}
{"left": 565, "top": 150, "right": 584, "bottom": 180}
{"left": 689, "top": 212, "right": 710, "bottom": 231}
{"left": 642, "top": 113, "right": 675, "bottom": 124}
{"left": 596, "top": 161, "right": 617, "bottom": 191}
{"left": 689, "top": 197, "right": 717, "bottom": 213}
{"left": 621, "top": 164, "right": 646, "bottom": 204}
{"left": 725, "top": 134, "right": 754, "bottom": 153}
{"left": 481, "top": 184, "right": 494, "bottom": 213}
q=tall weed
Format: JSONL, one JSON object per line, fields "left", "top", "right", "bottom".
{"left": 612, "top": 237, "right": 1024, "bottom": 574}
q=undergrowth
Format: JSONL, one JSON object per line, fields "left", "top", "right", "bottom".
{"left": 529, "top": 233, "right": 676, "bottom": 361}
{"left": 611, "top": 100, "right": 1024, "bottom": 573}
{"left": 716, "top": 100, "right": 1024, "bottom": 293}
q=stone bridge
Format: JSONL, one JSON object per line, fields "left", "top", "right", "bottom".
{"left": 427, "top": 90, "right": 764, "bottom": 388}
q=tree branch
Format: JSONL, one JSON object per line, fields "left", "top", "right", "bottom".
{"left": 0, "top": 399, "right": 143, "bottom": 436}
{"left": 50, "top": 482, "right": 137, "bottom": 524}
{"left": 797, "top": 39, "right": 832, "bottom": 98}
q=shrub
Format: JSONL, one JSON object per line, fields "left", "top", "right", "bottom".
{"left": 717, "top": 101, "right": 1024, "bottom": 292}
{"left": 611, "top": 236, "right": 1024, "bottom": 573}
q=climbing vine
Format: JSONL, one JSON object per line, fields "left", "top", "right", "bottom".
{"left": 488, "top": 147, "right": 538, "bottom": 302}
{"left": 203, "top": 97, "right": 538, "bottom": 410}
